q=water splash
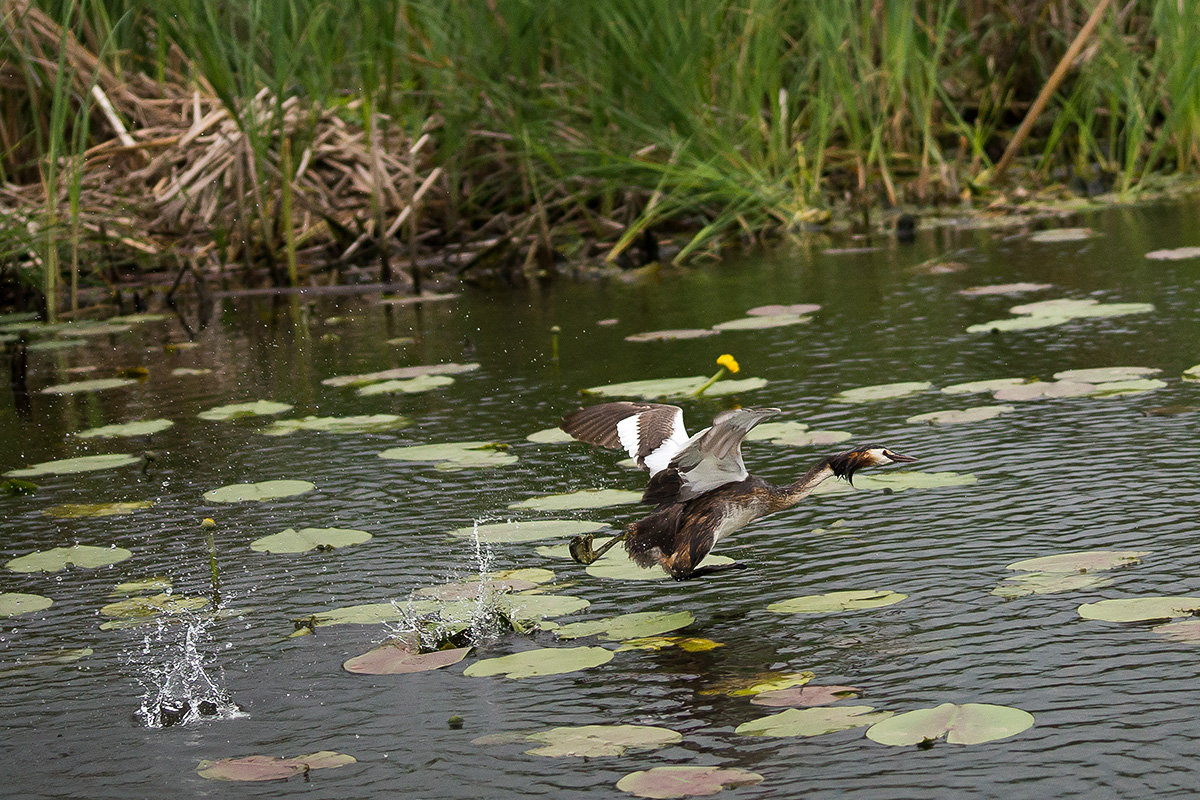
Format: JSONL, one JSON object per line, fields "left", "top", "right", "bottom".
{"left": 132, "top": 609, "right": 243, "bottom": 728}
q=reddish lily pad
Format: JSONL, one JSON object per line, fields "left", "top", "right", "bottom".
{"left": 520, "top": 724, "right": 683, "bottom": 757}
{"left": 750, "top": 685, "right": 862, "bottom": 707}
{"left": 196, "top": 751, "right": 355, "bottom": 782}
{"left": 343, "top": 641, "right": 471, "bottom": 674}
{"left": 711, "top": 314, "right": 811, "bottom": 331}
{"left": 736, "top": 705, "right": 892, "bottom": 737}
{"left": 616, "top": 766, "right": 763, "bottom": 798}
{"left": 906, "top": 406, "right": 1015, "bottom": 425}
{"left": 1153, "top": 620, "right": 1200, "bottom": 642}
{"left": 940, "top": 377, "right": 1030, "bottom": 395}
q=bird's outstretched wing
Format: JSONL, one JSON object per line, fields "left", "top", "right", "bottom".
{"left": 560, "top": 402, "right": 692, "bottom": 475}
{"left": 646, "top": 407, "right": 780, "bottom": 503}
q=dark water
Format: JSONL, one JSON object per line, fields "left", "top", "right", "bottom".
{"left": 2, "top": 200, "right": 1200, "bottom": 799}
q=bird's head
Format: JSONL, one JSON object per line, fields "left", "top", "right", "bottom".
{"left": 828, "top": 445, "right": 917, "bottom": 484}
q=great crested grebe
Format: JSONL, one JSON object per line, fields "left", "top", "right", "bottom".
{"left": 559, "top": 401, "right": 917, "bottom": 580}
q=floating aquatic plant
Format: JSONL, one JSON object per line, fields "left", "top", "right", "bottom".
{"left": 1029, "top": 227, "right": 1094, "bottom": 243}
{"left": 321, "top": 362, "right": 479, "bottom": 388}
{"left": 40, "top": 378, "right": 138, "bottom": 395}
{"left": 197, "top": 400, "right": 293, "bottom": 421}
{"left": 745, "top": 303, "right": 820, "bottom": 316}
{"left": 450, "top": 520, "right": 606, "bottom": 544}
{"left": 583, "top": 375, "right": 767, "bottom": 400}
{"left": 968, "top": 298, "right": 1154, "bottom": 334}
{"left": 507, "top": 488, "right": 640, "bottom": 511}
{"left": 585, "top": 548, "right": 735, "bottom": 582}
{"left": 750, "top": 685, "right": 862, "bottom": 707}
{"left": 1007, "top": 550, "right": 1148, "bottom": 573}
{"left": 203, "top": 480, "right": 316, "bottom": 503}
{"left": 1077, "top": 596, "right": 1200, "bottom": 623}
{"left": 462, "top": 646, "right": 613, "bottom": 679}
{"left": 1145, "top": 246, "right": 1200, "bottom": 260}
{"left": 940, "top": 377, "right": 1031, "bottom": 394}
{"left": 75, "top": 419, "right": 173, "bottom": 438}
{"left": 6, "top": 545, "right": 133, "bottom": 572}
{"left": 736, "top": 705, "right": 893, "bottom": 737}
{"left": 625, "top": 328, "right": 717, "bottom": 342}
{"left": 710, "top": 314, "right": 811, "bottom": 331}
{"left": 957, "top": 283, "right": 1052, "bottom": 296}
{"left": 0, "top": 592, "right": 53, "bottom": 616}
{"left": 833, "top": 381, "right": 932, "bottom": 403}
{"left": 343, "top": 640, "right": 472, "bottom": 674}
{"left": 476, "top": 724, "right": 682, "bottom": 757}
{"left": 197, "top": 751, "right": 356, "bottom": 781}
{"left": 767, "top": 590, "right": 907, "bottom": 614}
{"left": 615, "top": 636, "right": 723, "bottom": 653}
{"left": 5, "top": 453, "right": 142, "bottom": 478}
{"left": 379, "top": 441, "right": 516, "bottom": 470}
{"left": 865, "top": 702, "right": 1034, "bottom": 746}
{"left": 356, "top": 374, "right": 455, "bottom": 395}
{"left": 44, "top": 501, "right": 154, "bottom": 518}
{"left": 554, "top": 610, "right": 695, "bottom": 641}
{"left": 258, "top": 414, "right": 409, "bottom": 436}
{"left": 906, "top": 406, "right": 1016, "bottom": 425}
{"left": 698, "top": 671, "right": 814, "bottom": 697}
{"left": 249, "top": 527, "right": 372, "bottom": 553}
{"left": 616, "top": 766, "right": 763, "bottom": 798}
{"left": 525, "top": 427, "right": 576, "bottom": 444}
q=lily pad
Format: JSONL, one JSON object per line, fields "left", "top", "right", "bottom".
{"left": 1185, "top": 365, "right": 1200, "bottom": 381}
{"left": 767, "top": 589, "right": 907, "bottom": 614}
{"left": 940, "top": 377, "right": 1030, "bottom": 394}
{"left": 744, "top": 421, "right": 809, "bottom": 441}
{"left": 616, "top": 766, "right": 763, "bottom": 799}
{"left": 111, "top": 577, "right": 172, "bottom": 595}
{"left": 450, "top": 519, "right": 606, "bottom": 544}
{"left": 99, "top": 592, "right": 209, "bottom": 620}
{"left": 906, "top": 406, "right": 1015, "bottom": 425}
{"left": 56, "top": 322, "right": 133, "bottom": 337}
{"left": 0, "top": 647, "right": 92, "bottom": 671}
{"left": 259, "top": 414, "right": 409, "bottom": 436}
{"left": 75, "top": 419, "right": 173, "bottom": 438}
{"left": 498, "top": 593, "right": 591, "bottom": 625}
{"left": 1152, "top": 620, "right": 1200, "bottom": 641}
{"left": 197, "top": 751, "right": 355, "bottom": 782}
{"left": 555, "top": 611, "right": 695, "bottom": 641}
{"left": 625, "top": 329, "right": 718, "bottom": 342}
{"left": 0, "top": 592, "right": 53, "bottom": 616}
{"left": 992, "top": 380, "right": 1095, "bottom": 401}
{"left": 515, "top": 725, "right": 683, "bottom": 757}
{"left": 413, "top": 577, "right": 539, "bottom": 601}
{"left": 957, "top": 283, "right": 1052, "bottom": 296}
{"left": 1053, "top": 366, "right": 1161, "bottom": 383}
{"left": 343, "top": 641, "right": 471, "bottom": 674}
{"left": 7, "top": 545, "right": 133, "bottom": 572}
{"left": 5, "top": 453, "right": 141, "bottom": 478}
{"left": 991, "top": 571, "right": 1113, "bottom": 598}
{"left": 462, "top": 646, "right": 613, "bottom": 679}
{"left": 1077, "top": 596, "right": 1200, "bottom": 623}
{"left": 379, "top": 441, "right": 516, "bottom": 469}
{"left": 321, "top": 362, "right": 479, "bottom": 387}
{"left": 107, "top": 313, "right": 169, "bottom": 324}
{"left": 770, "top": 430, "right": 854, "bottom": 447}
{"left": 44, "top": 501, "right": 154, "bottom": 518}
{"left": 26, "top": 338, "right": 86, "bottom": 351}
{"left": 1007, "top": 550, "right": 1149, "bottom": 573}
{"left": 40, "top": 378, "right": 137, "bottom": 395}
{"left": 967, "top": 315, "right": 1073, "bottom": 333}
{"left": 508, "top": 488, "right": 641, "bottom": 511}
{"left": 865, "top": 702, "right": 1034, "bottom": 746}
{"left": 746, "top": 303, "right": 821, "bottom": 316}
{"left": 1085, "top": 378, "right": 1168, "bottom": 397}
{"left": 736, "top": 705, "right": 893, "bottom": 737}
{"left": 586, "top": 548, "right": 736, "bottom": 581}
{"left": 616, "top": 636, "right": 723, "bottom": 652}
{"left": 491, "top": 567, "right": 555, "bottom": 584}
{"left": 698, "top": 671, "right": 815, "bottom": 697}
{"left": 198, "top": 400, "right": 293, "bottom": 421}
{"left": 250, "top": 527, "right": 371, "bottom": 553}
{"left": 750, "top": 685, "right": 862, "bottom": 707}
{"left": 833, "top": 381, "right": 932, "bottom": 403}
{"left": 711, "top": 314, "right": 811, "bottom": 331}
{"left": 356, "top": 374, "right": 455, "bottom": 395}
{"left": 203, "top": 480, "right": 316, "bottom": 503}
{"left": 1030, "top": 227, "right": 1093, "bottom": 242}
{"left": 526, "top": 427, "right": 576, "bottom": 443}
{"left": 303, "top": 601, "right": 411, "bottom": 627}
{"left": 171, "top": 367, "right": 212, "bottom": 376}
{"left": 1145, "top": 246, "right": 1200, "bottom": 260}
{"left": 582, "top": 376, "right": 767, "bottom": 400}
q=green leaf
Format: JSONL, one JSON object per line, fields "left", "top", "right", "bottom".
{"left": 1007, "top": 550, "right": 1149, "bottom": 573}
{"left": 463, "top": 646, "right": 613, "bottom": 679}
{"left": 711, "top": 314, "right": 812, "bottom": 331}
{"left": 906, "top": 406, "right": 1015, "bottom": 425}
{"left": 171, "top": 368, "right": 212, "bottom": 376}
{"left": 449, "top": 519, "right": 606, "bottom": 544}
{"left": 0, "top": 592, "right": 53, "bottom": 616}
{"left": 44, "top": 501, "right": 154, "bottom": 518}
{"left": 525, "top": 427, "right": 576, "bottom": 443}
{"left": 615, "top": 636, "right": 723, "bottom": 653}
{"left": 203, "top": 480, "right": 316, "bottom": 503}
{"left": 321, "top": 362, "right": 479, "bottom": 387}
{"left": 6, "top": 545, "right": 133, "bottom": 572}
{"left": 379, "top": 441, "right": 516, "bottom": 469}
{"left": 967, "top": 315, "right": 1074, "bottom": 333}
{"left": 197, "top": 752, "right": 356, "bottom": 781}
{"left": 865, "top": 702, "right": 1034, "bottom": 745}
{"left": 992, "top": 380, "right": 1095, "bottom": 401}
{"left": 5, "top": 453, "right": 141, "bottom": 477}
{"left": 508, "top": 488, "right": 641, "bottom": 511}
{"left": 1185, "top": 364, "right": 1200, "bottom": 382}
{"left": 616, "top": 766, "right": 763, "bottom": 798}
{"left": 1029, "top": 227, "right": 1093, "bottom": 242}
{"left": 991, "top": 572, "right": 1112, "bottom": 598}
{"left": 99, "top": 593, "right": 209, "bottom": 620}
{"left": 767, "top": 589, "right": 907, "bottom": 614}
{"left": 111, "top": 577, "right": 172, "bottom": 595}
{"left": 1145, "top": 246, "right": 1200, "bottom": 260}
{"left": 744, "top": 421, "right": 809, "bottom": 440}
{"left": 736, "top": 705, "right": 892, "bottom": 737}
{"left": 555, "top": 611, "right": 695, "bottom": 641}
{"left": 40, "top": 378, "right": 137, "bottom": 395}
{"left": 413, "top": 578, "right": 539, "bottom": 601}
{"left": 496, "top": 593, "right": 590, "bottom": 624}
{"left": 940, "top": 377, "right": 1030, "bottom": 394}
{"left": 1077, "top": 596, "right": 1200, "bottom": 623}
{"left": 198, "top": 400, "right": 293, "bottom": 421}
{"left": 519, "top": 725, "right": 682, "bottom": 757}
{"left": 250, "top": 527, "right": 371, "bottom": 553}
{"left": 303, "top": 601, "right": 412, "bottom": 627}
{"left": 258, "top": 414, "right": 409, "bottom": 436}
{"left": 833, "top": 381, "right": 932, "bottom": 403}
{"left": 343, "top": 641, "right": 471, "bottom": 674}
{"left": 1052, "top": 366, "right": 1161, "bottom": 383}
{"left": 75, "top": 419, "right": 173, "bottom": 438}
{"left": 746, "top": 303, "right": 820, "bottom": 316}
{"left": 582, "top": 376, "right": 767, "bottom": 400}
{"left": 957, "top": 283, "right": 1052, "bottom": 296}
{"left": 624, "top": 328, "right": 718, "bottom": 342}
{"left": 697, "top": 671, "right": 814, "bottom": 697}
{"left": 356, "top": 374, "right": 455, "bottom": 395}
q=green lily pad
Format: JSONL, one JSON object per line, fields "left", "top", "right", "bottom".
{"left": 1007, "top": 550, "right": 1149, "bottom": 573}
{"left": 1145, "top": 246, "right": 1200, "bottom": 260}
{"left": 413, "top": 577, "right": 539, "bottom": 601}
{"left": 625, "top": 328, "right": 718, "bottom": 342}
{"left": 107, "top": 313, "right": 169, "bottom": 324}
{"left": 525, "top": 427, "right": 576, "bottom": 443}
{"left": 519, "top": 724, "right": 682, "bottom": 757}
{"left": 171, "top": 367, "right": 213, "bottom": 376}
{"left": 250, "top": 527, "right": 371, "bottom": 553}
{"left": 1185, "top": 365, "right": 1200, "bottom": 381}
{"left": 0, "top": 647, "right": 92, "bottom": 672}
{"left": 746, "top": 303, "right": 821, "bottom": 316}
{"left": 711, "top": 314, "right": 812, "bottom": 331}
{"left": 615, "top": 636, "right": 723, "bottom": 652}
{"left": 1152, "top": 620, "right": 1200, "bottom": 641}
{"left": 99, "top": 592, "right": 209, "bottom": 621}
{"left": 586, "top": 548, "right": 735, "bottom": 581}
{"left": 967, "top": 315, "right": 1074, "bottom": 333}
{"left": 303, "top": 601, "right": 411, "bottom": 627}
{"left": 1053, "top": 366, "right": 1161, "bottom": 383}
{"left": 906, "top": 406, "right": 1015, "bottom": 425}
{"left": 0, "top": 592, "right": 53, "bottom": 616}
{"left": 1085, "top": 378, "right": 1168, "bottom": 397}
{"left": 750, "top": 685, "right": 862, "bottom": 707}
{"left": 56, "top": 322, "right": 133, "bottom": 337}
{"left": 259, "top": 414, "right": 410, "bottom": 436}
{"left": 616, "top": 766, "right": 763, "bottom": 799}
{"left": 197, "top": 751, "right": 356, "bottom": 782}
{"left": 379, "top": 441, "right": 516, "bottom": 470}
{"left": 379, "top": 291, "right": 460, "bottom": 305}
{"left": 767, "top": 589, "right": 907, "bottom": 614}
{"left": 450, "top": 519, "right": 606, "bottom": 544}
{"left": 991, "top": 571, "right": 1113, "bottom": 598}
{"left": 356, "top": 374, "right": 455, "bottom": 395}
{"left": 5, "top": 453, "right": 141, "bottom": 478}
{"left": 992, "top": 380, "right": 1095, "bottom": 401}
{"left": 971, "top": 298, "right": 1155, "bottom": 334}
{"left": 7, "top": 545, "right": 133, "bottom": 572}
{"left": 508, "top": 488, "right": 641, "bottom": 511}
{"left": 40, "top": 377, "right": 137, "bottom": 395}
{"left": 111, "top": 577, "right": 172, "bottom": 595}
{"left": 833, "top": 381, "right": 932, "bottom": 403}
{"left": 582, "top": 376, "right": 767, "bottom": 400}
{"left": 940, "top": 377, "right": 1030, "bottom": 394}
{"left": 744, "top": 421, "right": 809, "bottom": 440}
{"left": 771, "top": 430, "right": 854, "bottom": 447}
{"left": 75, "top": 419, "right": 173, "bottom": 438}
{"left": 343, "top": 641, "right": 471, "bottom": 674}
{"left": 321, "top": 362, "right": 480, "bottom": 387}
{"left": 198, "top": 400, "right": 293, "bottom": 420}
{"left": 497, "top": 593, "right": 591, "bottom": 625}
{"left": 1078, "top": 596, "right": 1200, "bottom": 623}
{"left": 26, "top": 339, "right": 86, "bottom": 351}
{"left": 865, "top": 702, "right": 1034, "bottom": 746}
{"left": 957, "top": 283, "right": 1052, "bottom": 296}
{"left": 697, "top": 671, "right": 814, "bottom": 697}
{"left": 555, "top": 611, "right": 695, "bottom": 641}
{"left": 463, "top": 646, "right": 613, "bottom": 679}
{"left": 203, "top": 480, "right": 316, "bottom": 503}
{"left": 44, "top": 500, "right": 154, "bottom": 518}
{"left": 491, "top": 567, "right": 555, "bottom": 584}
{"left": 1030, "top": 227, "right": 1093, "bottom": 242}
{"left": 736, "top": 705, "right": 893, "bottom": 737}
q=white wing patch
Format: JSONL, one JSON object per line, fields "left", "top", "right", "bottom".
{"left": 615, "top": 415, "right": 642, "bottom": 461}
{"left": 616, "top": 406, "right": 693, "bottom": 475}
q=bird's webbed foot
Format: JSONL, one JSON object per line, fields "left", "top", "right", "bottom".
{"left": 569, "top": 534, "right": 599, "bottom": 565}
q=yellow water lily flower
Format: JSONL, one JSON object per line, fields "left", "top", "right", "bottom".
{"left": 716, "top": 354, "right": 740, "bottom": 374}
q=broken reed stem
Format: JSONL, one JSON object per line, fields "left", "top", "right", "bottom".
{"left": 280, "top": 135, "right": 298, "bottom": 286}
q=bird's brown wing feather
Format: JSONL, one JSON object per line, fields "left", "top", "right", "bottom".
{"left": 560, "top": 402, "right": 684, "bottom": 464}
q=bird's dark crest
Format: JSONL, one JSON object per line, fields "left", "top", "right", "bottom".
{"left": 827, "top": 445, "right": 877, "bottom": 485}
